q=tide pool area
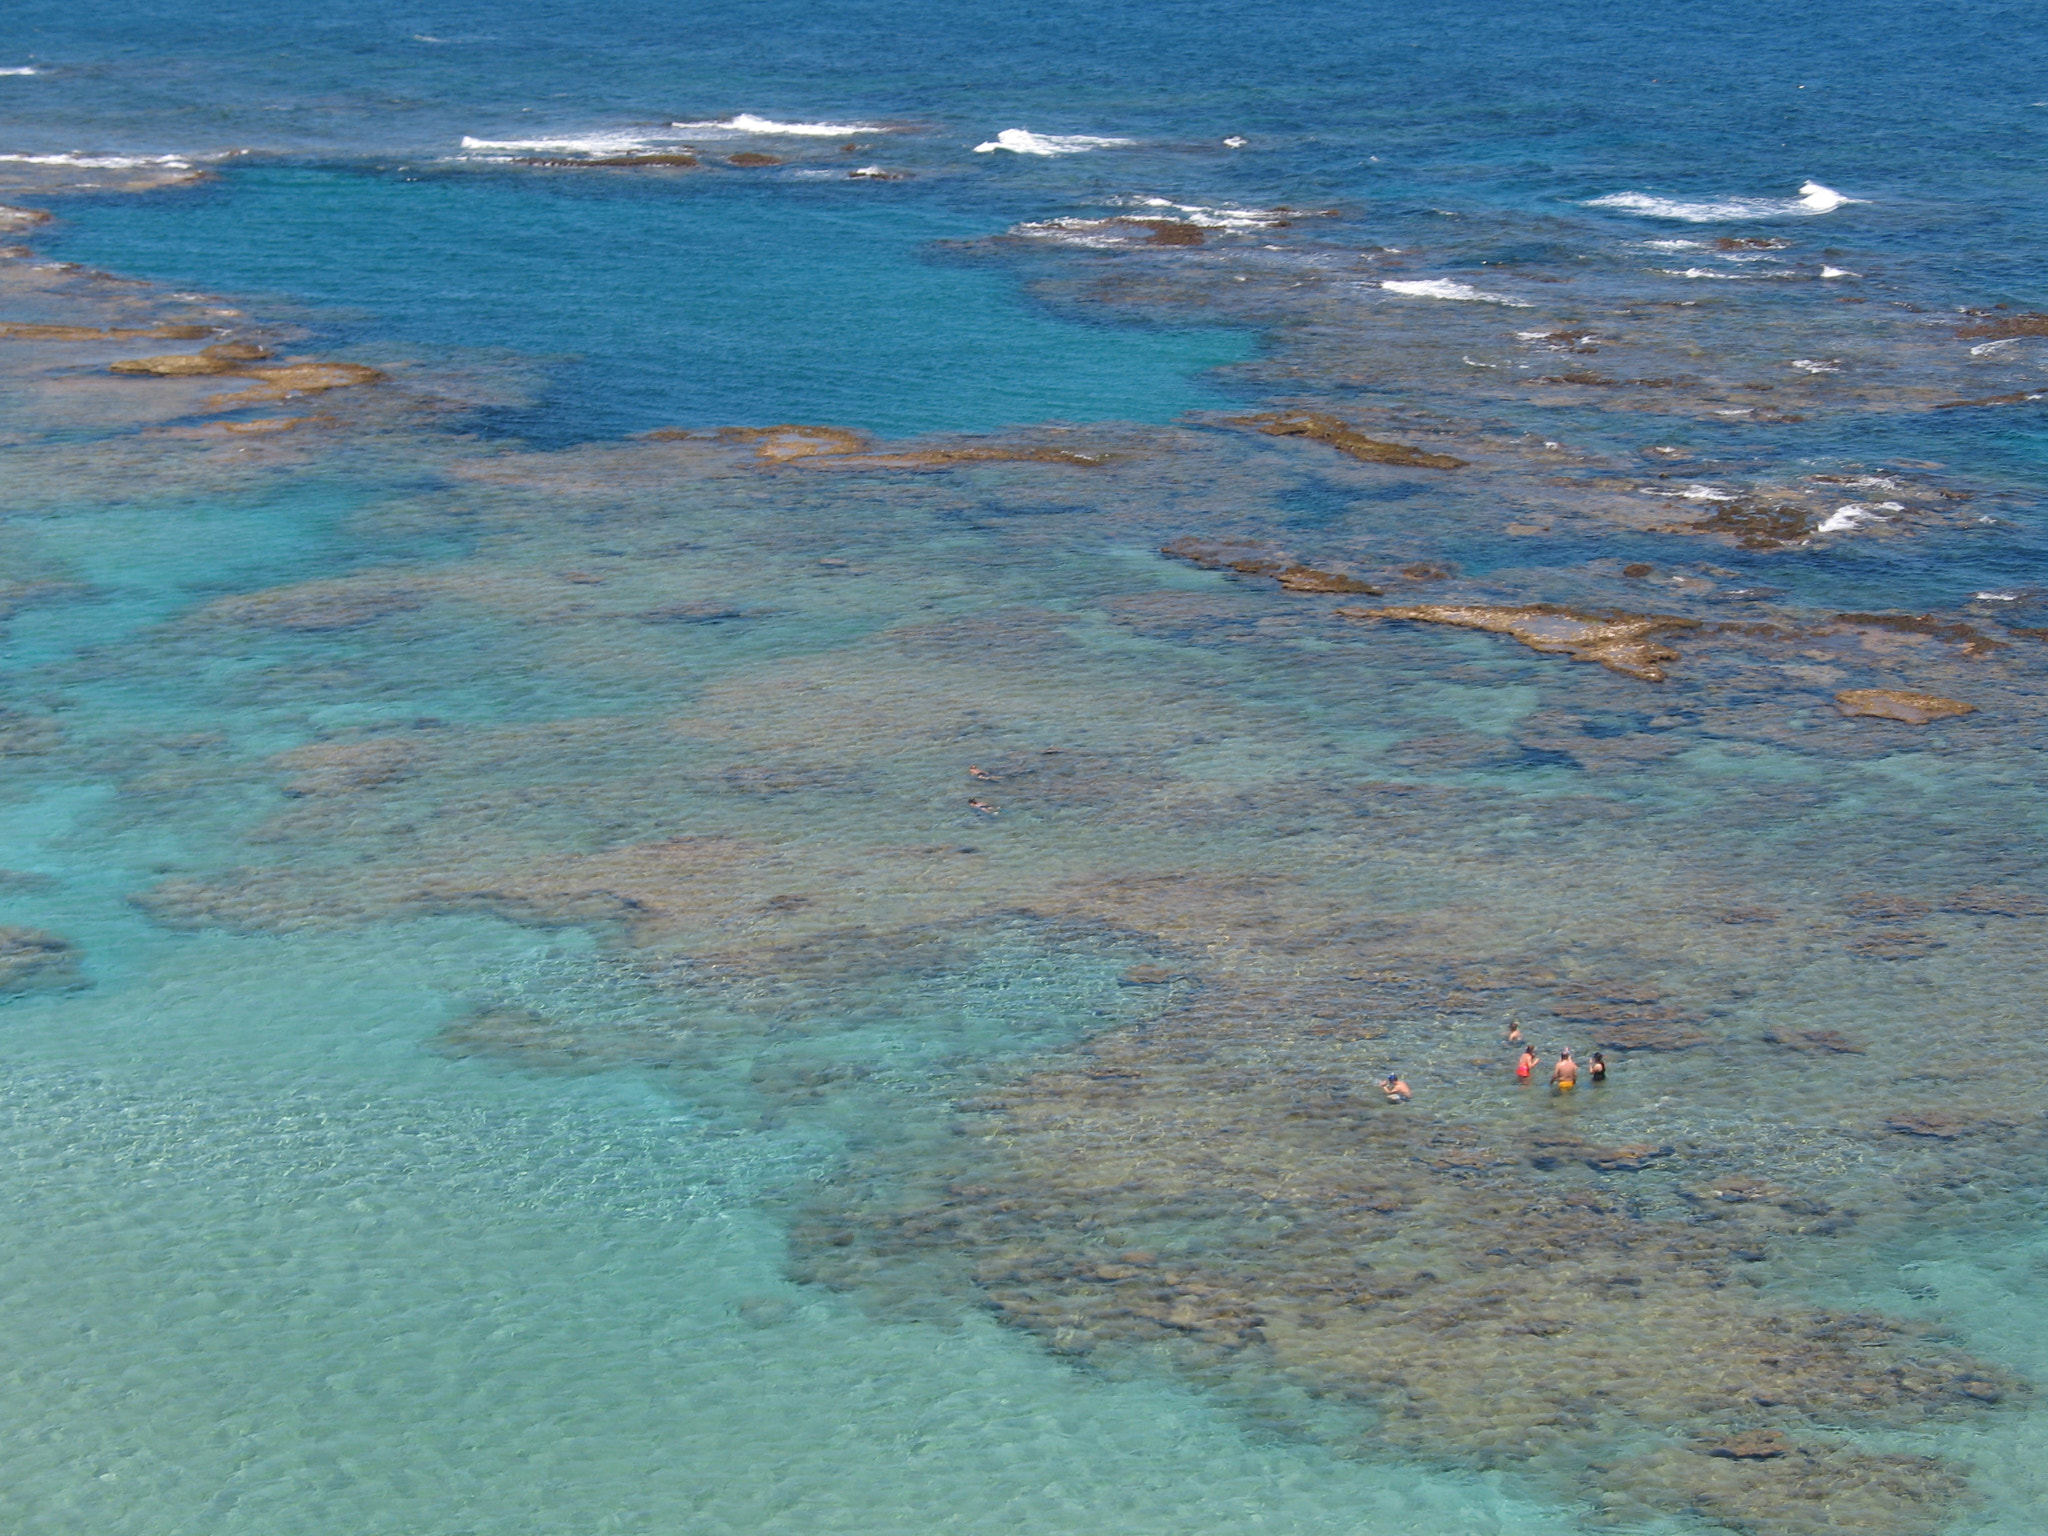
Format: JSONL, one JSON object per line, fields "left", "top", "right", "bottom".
{"left": 3, "top": 0, "right": 2048, "bottom": 1532}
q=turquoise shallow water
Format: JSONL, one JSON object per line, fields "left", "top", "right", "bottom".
{"left": 3, "top": 2, "right": 2048, "bottom": 1533}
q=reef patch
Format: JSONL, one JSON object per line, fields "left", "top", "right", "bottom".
{"left": 1230, "top": 411, "right": 1467, "bottom": 469}
{"left": 1338, "top": 603, "right": 1701, "bottom": 681}
{"left": 0, "top": 927, "right": 87, "bottom": 995}
{"left": 1833, "top": 689, "right": 1975, "bottom": 724}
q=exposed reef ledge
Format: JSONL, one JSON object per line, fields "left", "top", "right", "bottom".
{"left": 1229, "top": 411, "right": 1466, "bottom": 469}
{"left": 1834, "top": 689, "right": 1976, "bottom": 724}
{"left": 645, "top": 424, "right": 1113, "bottom": 469}
{"left": 1336, "top": 603, "right": 1700, "bottom": 681}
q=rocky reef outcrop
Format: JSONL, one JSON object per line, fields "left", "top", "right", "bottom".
{"left": 1231, "top": 411, "right": 1467, "bottom": 469}
{"left": 0, "top": 927, "right": 87, "bottom": 994}
{"left": 1339, "top": 602, "right": 1701, "bottom": 681}
{"left": 1834, "top": 688, "right": 1975, "bottom": 724}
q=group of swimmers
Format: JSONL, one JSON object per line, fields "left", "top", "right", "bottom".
{"left": 1379, "top": 1020, "right": 1606, "bottom": 1103}
{"left": 1510, "top": 1020, "right": 1604, "bottom": 1090}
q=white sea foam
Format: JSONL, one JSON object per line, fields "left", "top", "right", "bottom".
{"left": 1970, "top": 337, "right": 2022, "bottom": 355}
{"left": 1816, "top": 502, "right": 1901, "bottom": 533}
{"left": 1820, "top": 265, "right": 1859, "bottom": 278}
{"left": 1589, "top": 180, "right": 1861, "bottom": 222}
{"left": 1381, "top": 278, "right": 1533, "bottom": 307}
{"left": 1007, "top": 218, "right": 1134, "bottom": 248}
{"left": 973, "top": 128, "right": 1135, "bottom": 155}
{"left": 0, "top": 151, "right": 194, "bottom": 168}
{"left": 1974, "top": 591, "right": 2021, "bottom": 601}
{"left": 1111, "top": 196, "right": 1297, "bottom": 230}
{"left": 0, "top": 66, "right": 40, "bottom": 76}
{"left": 1663, "top": 268, "right": 1744, "bottom": 279}
{"left": 1638, "top": 484, "right": 1737, "bottom": 501}
{"left": 459, "top": 131, "right": 679, "bottom": 156}
{"left": 1643, "top": 239, "right": 1707, "bottom": 250}
{"left": 1790, "top": 358, "right": 1840, "bottom": 373}
{"left": 670, "top": 114, "right": 882, "bottom": 137}
{"left": 461, "top": 115, "right": 886, "bottom": 158}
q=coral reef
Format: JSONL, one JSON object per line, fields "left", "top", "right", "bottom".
{"left": 2, "top": 322, "right": 212, "bottom": 341}
{"left": 1231, "top": 411, "right": 1467, "bottom": 469}
{"left": 788, "top": 973, "right": 2013, "bottom": 1536}
{"left": 1339, "top": 603, "right": 1701, "bottom": 681}
{"left": 1834, "top": 689, "right": 1975, "bottom": 724}
{"left": 0, "top": 927, "right": 87, "bottom": 994}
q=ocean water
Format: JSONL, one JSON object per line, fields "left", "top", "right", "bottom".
{"left": 3, "top": 2, "right": 2048, "bottom": 1534}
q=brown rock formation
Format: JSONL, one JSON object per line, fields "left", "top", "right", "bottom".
{"left": 200, "top": 340, "right": 273, "bottom": 362}
{"left": 1833, "top": 689, "right": 1975, "bottom": 724}
{"left": 1339, "top": 603, "right": 1701, "bottom": 681}
{"left": 1157, "top": 539, "right": 1383, "bottom": 595}
{"left": 814, "top": 444, "right": 1111, "bottom": 470}
{"left": 727, "top": 152, "right": 784, "bottom": 167}
{"left": 0, "top": 322, "right": 212, "bottom": 341}
{"left": 1687, "top": 499, "right": 1816, "bottom": 549}
{"left": 1232, "top": 411, "right": 1466, "bottom": 469}
{"left": 0, "top": 205, "right": 53, "bottom": 232}
{"left": 1956, "top": 311, "right": 2048, "bottom": 340}
{"left": 1834, "top": 612, "right": 2005, "bottom": 656}
{"left": 109, "top": 351, "right": 242, "bottom": 376}
{"left": 0, "top": 927, "right": 86, "bottom": 994}
{"left": 1273, "top": 566, "right": 1382, "bottom": 594}
{"left": 697, "top": 424, "right": 872, "bottom": 461}
{"left": 204, "top": 361, "right": 386, "bottom": 409}
{"left": 1123, "top": 218, "right": 1204, "bottom": 246}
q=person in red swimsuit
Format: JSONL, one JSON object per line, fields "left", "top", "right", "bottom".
{"left": 1516, "top": 1044, "right": 1537, "bottom": 1082}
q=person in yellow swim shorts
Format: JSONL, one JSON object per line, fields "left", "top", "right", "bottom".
{"left": 1549, "top": 1048, "right": 1578, "bottom": 1091}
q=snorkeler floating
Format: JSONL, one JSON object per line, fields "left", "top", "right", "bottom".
{"left": 968, "top": 766, "right": 999, "bottom": 781}
{"left": 968, "top": 798, "right": 999, "bottom": 815}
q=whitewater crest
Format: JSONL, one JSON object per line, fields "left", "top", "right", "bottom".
{"left": 0, "top": 150, "right": 194, "bottom": 169}
{"left": 460, "top": 115, "right": 888, "bottom": 159}
{"left": 1588, "top": 181, "right": 1862, "bottom": 221}
{"left": 668, "top": 114, "right": 885, "bottom": 137}
{"left": 973, "top": 128, "right": 1136, "bottom": 155}
{"left": 1381, "top": 278, "right": 1533, "bottom": 308}
{"left": 458, "top": 131, "right": 687, "bottom": 158}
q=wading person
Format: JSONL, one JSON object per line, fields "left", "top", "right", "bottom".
{"left": 1550, "top": 1048, "right": 1578, "bottom": 1091}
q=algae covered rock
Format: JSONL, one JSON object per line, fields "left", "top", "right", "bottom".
{"left": 1834, "top": 688, "right": 1975, "bottom": 724}
{"left": 109, "top": 351, "right": 243, "bottom": 376}
{"left": 1341, "top": 602, "right": 1700, "bottom": 681}
{"left": 1232, "top": 411, "right": 1466, "bottom": 469}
